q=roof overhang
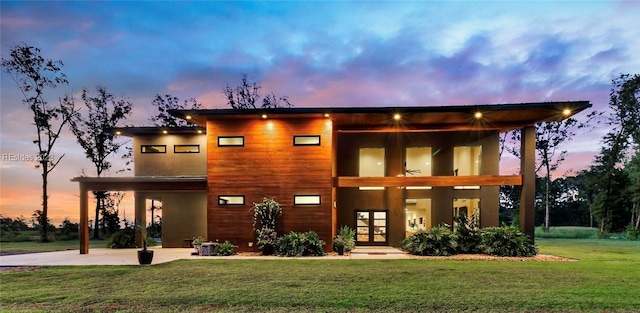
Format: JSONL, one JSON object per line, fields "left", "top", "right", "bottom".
{"left": 169, "top": 101, "right": 591, "bottom": 132}
{"left": 70, "top": 176, "right": 207, "bottom": 191}
{"left": 110, "top": 126, "right": 206, "bottom": 137}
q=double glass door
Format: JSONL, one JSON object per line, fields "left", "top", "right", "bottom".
{"left": 355, "top": 211, "right": 388, "bottom": 245}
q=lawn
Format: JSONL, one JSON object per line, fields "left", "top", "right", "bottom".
{"left": 0, "top": 240, "right": 106, "bottom": 256}
{"left": 1, "top": 239, "right": 639, "bottom": 313}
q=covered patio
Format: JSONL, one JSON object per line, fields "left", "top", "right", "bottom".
{"left": 71, "top": 176, "right": 206, "bottom": 254}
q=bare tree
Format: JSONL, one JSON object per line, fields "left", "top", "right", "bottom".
{"left": 1, "top": 43, "right": 75, "bottom": 242}
{"left": 64, "top": 86, "right": 133, "bottom": 239}
{"left": 223, "top": 73, "right": 292, "bottom": 109}
{"left": 149, "top": 94, "right": 202, "bottom": 127}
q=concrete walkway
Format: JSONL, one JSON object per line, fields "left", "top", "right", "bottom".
{"left": 0, "top": 246, "right": 407, "bottom": 266}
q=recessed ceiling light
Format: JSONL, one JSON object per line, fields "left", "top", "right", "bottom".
{"left": 162, "top": 130, "right": 168, "bottom": 134}
{"left": 261, "top": 114, "right": 268, "bottom": 119}
{"left": 562, "top": 108, "right": 571, "bottom": 116}
{"left": 393, "top": 113, "right": 401, "bottom": 121}
{"left": 186, "top": 115, "right": 192, "bottom": 120}
{"left": 474, "top": 112, "right": 483, "bottom": 119}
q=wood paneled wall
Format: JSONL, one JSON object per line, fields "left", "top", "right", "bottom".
{"left": 207, "top": 118, "right": 333, "bottom": 251}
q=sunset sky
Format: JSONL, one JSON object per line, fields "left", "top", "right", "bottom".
{"left": 1, "top": 1, "right": 639, "bottom": 225}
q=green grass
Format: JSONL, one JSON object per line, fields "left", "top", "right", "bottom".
{"left": 1, "top": 239, "right": 639, "bottom": 312}
{"left": 535, "top": 226, "right": 601, "bottom": 239}
{"left": 0, "top": 240, "right": 105, "bottom": 255}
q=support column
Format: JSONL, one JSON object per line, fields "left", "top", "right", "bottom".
{"left": 79, "top": 184, "right": 89, "bottom": 254}
{"left": 134, "top": 192, "right": 147, "bottom": 248}
{"left": 519, "top": 126, "right": 536, "bottom": 242}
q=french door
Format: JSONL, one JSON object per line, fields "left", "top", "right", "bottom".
{"left": 355, "top": 210, "right": 388, "bottom": 245}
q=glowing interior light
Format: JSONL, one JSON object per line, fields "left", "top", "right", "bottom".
{"left": 474, "top": 112, "right": 483, "bottom": 119}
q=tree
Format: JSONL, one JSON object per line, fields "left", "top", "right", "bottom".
{"left": 1, "top": 43, "right": 75, "bottom": 242}
{"left": 590, "top": 74, "right": 640, "bottom": 233}
{"left": 64, "top": 86, "right": 133, "bottom": 239}
{"left": 626, "top": 151, "right": 640, "bottom": 232}
{"left": 149, "top": 94, "right": 202, "bottom": 127}
{"left": 223, "top": 73, "right": 293, "bottom": 109}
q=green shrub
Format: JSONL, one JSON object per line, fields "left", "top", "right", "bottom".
{"left": 401, "top": 225, "right": 457, "bottom": 256}
{"left": 535, "top": 226, "right": 598, "bottom": 239}
{"left": 334, "top": 225, "right": 356, "bottom": 252}
{"left": 275, "top": 231, "right": 326, "bottom": 257}
{"left": 216, "top": 241, "right": 237, "bottom": 256}
{"left": 479, "top": 226, "right": 537, "bottom": 257}
{"left": 107, "top": 228, "right": 136, "bottom": 248}
{"left": 256, "top": 228, "right": 278, "bottom": 255}
{"left": 453, "top": 214, "right": 481, "bottom": 254}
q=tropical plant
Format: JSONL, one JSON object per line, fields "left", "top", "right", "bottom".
{"left": 192, "top": 236, "right": 205, "bottom": 246}
{"left": 275, "top": 231, "right": 326, "bottom": 257}
{"left": 478, "top": 226, "right": 537, "bottom": 257}
{"left": 334, "top": 225, "right": 356, "bottom": 251}
{"left": 216, "top": 241, "right": 237, "bottom": 256}
{"left": 401, "top": 225, "right": 457, "bottom": 256}
{"left": 252, "top": 197, "right": 283, "bottom": 231}
{"left": 453, "top": 213, "right": 481, "bottom": 254}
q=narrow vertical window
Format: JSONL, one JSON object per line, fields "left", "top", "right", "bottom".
{"left": 453, "top": 146, "right": 481, "bottom": 189}
{"left": 406, "top": 147, "right": 432, "bottom": 190}
{"left": 359, "top": 148, "right": 385, "bottom": 190}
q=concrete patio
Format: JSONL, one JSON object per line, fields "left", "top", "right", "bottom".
{"left": 0, "top": 246, "right": 408, "bottom": 266}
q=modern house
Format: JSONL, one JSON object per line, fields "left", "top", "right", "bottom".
{"left": 72, "top": 101, "right": 591, "bottom": 254}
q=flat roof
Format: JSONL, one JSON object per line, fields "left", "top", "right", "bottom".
{"left": 169, "top": 101, "right": 591, "bottom": 132}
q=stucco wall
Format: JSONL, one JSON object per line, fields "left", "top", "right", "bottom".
{"left": 142, "top": 192, "right": 207, "bottom": 248}
{"left": 133, "top": 134, "right": 207, "bottom": 176}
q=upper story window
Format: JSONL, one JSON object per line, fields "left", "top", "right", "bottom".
{"left": 406, "top": 147, "right": 432, "bottom": 190}
{"left": 453, "top": 146, "right": 481, "bottom": 176}
{"left": 141, "top": 145, "right": 166, "bottom": 153}
{"left": 359, "top": 148, "right": 385, "bottom": 190}
{"left": 293, "top": 135, "right": 321, "bottom": 146}
{"left": 218, "top": 136, "right": 244, "bottom": 147}
{"left": 453, "top": 146, "right": 481, "bottom": 189}
{"left": 174, "top": 144, "right": 199, "bottom": 153}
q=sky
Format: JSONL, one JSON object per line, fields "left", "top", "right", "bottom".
{"left": 1, "top": 1, "right": 639, "bottom": 225}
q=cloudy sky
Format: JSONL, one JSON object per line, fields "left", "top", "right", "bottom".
{"left": 1, "top": 1, "right": 639, "bottom": 225}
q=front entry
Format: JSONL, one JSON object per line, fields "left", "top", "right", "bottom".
{"left": 355, "top": 210, "right": 388, "bottom": 245}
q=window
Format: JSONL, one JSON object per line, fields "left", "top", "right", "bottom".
{"left": 218, "top": 136, "right": 244, "bottom": 147}
{"left": 218, "top": 195, "right": 245, "bottom": 206}
{"left": 359, "top": 148, "right": 385, "bottom": 190}
{"left": 293, "top": 195, "right": 321, "bottom": 205}
{"left": 453, "top": 146, "right": 481, "bottom": 189}
{"left": 174, "top": 144, "right": 200, "bottom": 153}
{"left": 293, "top": 135, "right": 321, "bottom": 146}
{"left": 405, "top": 198, "right": 431, "bottom": 233}
{"left": 453, "top": 198, "right": 480, "bottom": 226}
{"left": 406, "top": 147, "right": 432, "bottom": 190}
{"left": 141, "top": 145, "right": 166, "bottom": 153}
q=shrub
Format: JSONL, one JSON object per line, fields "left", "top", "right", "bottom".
{"left": 479, "top": 226, "right": 537, "bottom": 257}
{"left": 256, "top": 228, "right": 278, "bottom": 255}
{"left": 107, "top": 228, "right": 136, "bottom": 248}
{"left": 275, "top": 231, "right": 326, "bottom": 257}
{"left": 334, "top": 225, "right": 356, "bottom": 252}
{"left": 216, "top": 241, "right": 237, "bottom": 256}
{"left": 401, "top": 225, "right": 457, "bottom": 256}
{"left": 252, "top": 197, "right": 283, "bottom": 231}
{"left": 626, "top": 224, "right": 639, "bottom": 241}
{"left": 453, "top": 214, "right": 481, "bottom": 254}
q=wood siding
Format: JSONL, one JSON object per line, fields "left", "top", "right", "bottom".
{"left": 207, "top": 118, "right": 333, "bottom": 251}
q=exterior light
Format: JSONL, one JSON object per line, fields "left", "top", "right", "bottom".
{"left": 197, "top": 130, "right": 203, "bottom": 134}
{"left": 562, "top": 108, "right": 571, "bottom": 116}
{"left": 393, "top": 113, "right": 401, "bottom": 121}
{"left": 115, "top": 131, "right": 121, "bottom": 135}
{"left": 474, "top": 112, "right": 483, "bottom": 119}
{"left": 162, "top": 130, "right": 168, "bottom": 134}
{"left": 324, "top": 113, "right": 330, "bottom": 118}
{"left": 261, "top": 114, "right": 268, "bottom": 119}
{"left": 186, "top": 115, "right": 192, "bottom": 120}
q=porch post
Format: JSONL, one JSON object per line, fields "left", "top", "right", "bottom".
{"left": 79, "top": 183, "right": 89, "bottom": 254}
{"left": 134, "top": 192, "right": 146, "bottom": 247}
{"left": 519, "top": 126, "right": 536, "bottom": 243}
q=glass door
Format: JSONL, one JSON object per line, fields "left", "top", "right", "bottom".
{"left": 355, "top": 211, "right": 388, "bottom": 245}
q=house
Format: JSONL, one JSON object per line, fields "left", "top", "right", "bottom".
{"left": 72, "top": 101, "right": 591, "bottom": 254}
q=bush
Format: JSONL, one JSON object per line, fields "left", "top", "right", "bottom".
{"left": 334, "top": 225, "right": 356, "bottom": 252}
{"left": 107, "top": 228, "right": 136, "bottom": 248}
{"left": 626, "top": 224, "right": 639, "bottom": 241}
{"left": 275, "top": 231, "right": 326, "bottom": 257}
{"left": 535, "top": 226, "right": 599, "bottom": 239}
{"left": 479, "top": 226, "right": 537, "bottom": 257}
{"left": 256, "top": 228, "right": 278, "bottom": 255}
{"left": 401, "top": 225, "right": 457, "bottom": 256}
{"left": 216, "top": 241, "right": 237, "bottom": 256}
{"left": 453, "top": 214, "right": 481, "bottom": 254}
